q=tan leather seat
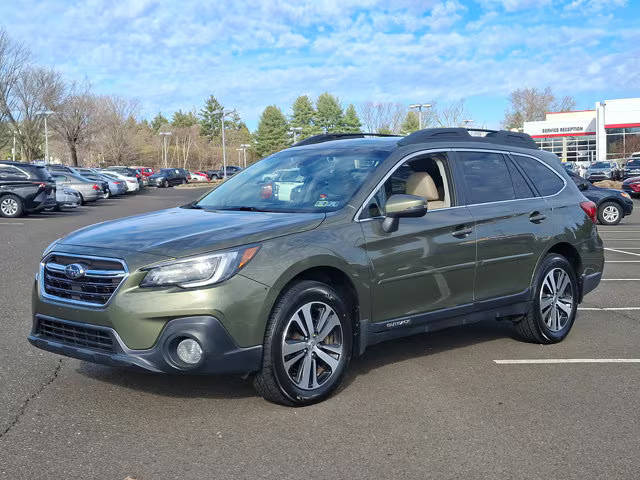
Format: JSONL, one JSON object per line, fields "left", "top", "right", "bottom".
{"left": 405, "top": 172, "right": 446, "bottom": 210}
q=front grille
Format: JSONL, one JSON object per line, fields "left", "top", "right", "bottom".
{"left": 36, "top": 317, "right": 115, "bottom": 352}
{"left": 42, "top": 254, "right": 127, "bottom": 306}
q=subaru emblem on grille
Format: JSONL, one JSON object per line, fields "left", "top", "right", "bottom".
{"left": 65, "top": 263, "right": 86, "bottom": 279}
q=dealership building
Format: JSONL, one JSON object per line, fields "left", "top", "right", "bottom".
{"left": 523, "top": 97, "right": 640, "bottom": 163}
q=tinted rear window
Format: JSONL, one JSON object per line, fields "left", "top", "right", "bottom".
{"left": 513, "top": 155, "right": 564, "bottom": 196}
{"left": 458, "top": 152, "right": 517, "bottom": 204}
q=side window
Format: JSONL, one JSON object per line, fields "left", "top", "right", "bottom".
{"left": 0, "top": 166, "right": 28, "bottom": 180}
{"left": 457, "top": 151, "right": 516, "bottom": 204}
{"left": 513, "top": 155, "right": 564, "bottom": 196}
{"left": 361, "top": 152, "right": 452, "bottom": 219}
{"left": 505, "top": 157, "right": 535, "bottom": 199}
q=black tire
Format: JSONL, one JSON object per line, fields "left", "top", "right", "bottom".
{"left": 181, "top": 179, "right": 186, "bottom": 185}
{"left": 597, "top": 201, "right": 622, "bottom": 225}
{"left": 254, "top": 280, "right": 353, "bottom": 406}
{"left": 103, "top": 190, "right": 110, "bottom": 199}
{"left": 78, "top": 194, "right": 85, "bottom": 206}
{"left": 0, "top": 194, "right": 24, "bottom": 218}
{"left": 515, "top": 254, "right": 578, "bottom": 344}
{"left": 162, "top": 179, "right": 169, "bottom": 188}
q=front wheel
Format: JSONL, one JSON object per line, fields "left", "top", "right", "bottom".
{"left": 515, "top": 254, "right": 578, "bottom": 344}
{"left": 0, "top": 194, "right": 24, "bottom": 218}
{"left": 254, "top": 280, "right": 353, "bottom": 406}
{"left": 598, "top": 201, "right": 622, "bottom": 225}
{"left": 103, "top": 190, "right": 110, "bottom": 199}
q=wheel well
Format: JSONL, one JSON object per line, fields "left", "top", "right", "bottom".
{"left": 547, "top": 242, "right": 582, "bottom": 276}
{"left": 283, "top": 266, "right": 361, "bottom": 355}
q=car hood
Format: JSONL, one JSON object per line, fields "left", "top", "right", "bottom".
{"left": 60, "top": 207, "right": 326, "bottom": 258}
{"left": 588, "top": 168, "right": 610, "bottom": 173}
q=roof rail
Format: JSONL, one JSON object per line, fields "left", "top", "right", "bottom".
{"left": 397, "top": 128, "right": 538, "bottom": 150}
{"left": 292, "top": 133, "right": 399, "bottom": 147}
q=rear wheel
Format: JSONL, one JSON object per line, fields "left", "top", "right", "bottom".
{"left": 598, "top": 201, "right": 622, "bottom": 225}
{"left": 515, "top": 254, "right": 578, "bottom": 344}
{"left": 78, "top": 194, "right": 85, "bottom": 206}
{"left": 0, "top": 194, "right": 24, "bottom": 218}
{"left": 254, "top": 280, "right": 353, "bottom": 406}
{"left": 162, "top": 179, "right": 169, "bottom": 188}
{"left": 103, "top": 189, "right": 110, "bottom": 199}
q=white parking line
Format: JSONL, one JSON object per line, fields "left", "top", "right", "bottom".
{"left": 605, "top": 261, "right": 640, "bottom": 263}
{"left": 605, "top": 247, "right": 640, "bottom": 257}
{"left": 601, "top": 278, "right": 640, "bottom": 281}
{"left": 494, "top": 359, "right": 640, "bottom": 364}
{"left": 602, "top": 238, "right": 640, "bottom": 241}
{"left": 578, "top": 307, "right": 640, "bottom": 311}
{"left": 599, "top": 230, "right": 640, "bottom": 233}
{"left": 0, "top": 222, "right": 24, "bottom": 225}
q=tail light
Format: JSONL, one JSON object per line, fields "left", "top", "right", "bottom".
{"left": 580, "top": 201, "right": 597, "bottom": 223}
{"left": 136, "top": 173, "right": 140, "bottom": 178}
{"left": 629, "top": 182, "right": 640, "bottom": 192}
{"left": 92, "top": 184, "right": 100, "bottom": 191}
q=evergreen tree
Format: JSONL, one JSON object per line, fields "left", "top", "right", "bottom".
{"left": 400, "top": 111, "right": 420, "bottom": 135}
{"left": 314, "top": 92, "right": 343, "bottom": 133}
{"left": 377, "top": 125, "right": 393, "bottom": 135}
{"left": 199, "top": 95, "right": 224, "bottom": 140}
{"left": 290, "top": 95, "right": 319, "bottom": 139}
{"left": 171, "top": 110, "right": 198, "bottom": 128}
{"left": 341, "top": 104, "right": 362, "bottom": 133}
{"left": 150, "top": 112, "right": 169, "bottom": 133}
{"left": 254, "top": 105, "right": 289, "bottom": 158}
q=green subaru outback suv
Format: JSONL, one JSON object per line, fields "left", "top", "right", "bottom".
{"left": 30, "top": 128, "right": 604, "bottom": 405}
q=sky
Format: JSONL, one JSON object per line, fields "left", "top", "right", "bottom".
{"left": 1, "top": 0, "right": 639, "bottom": 130}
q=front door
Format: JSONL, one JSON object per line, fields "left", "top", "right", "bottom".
{"left": 359, "top": 151, "right": 477, "bottom": 324}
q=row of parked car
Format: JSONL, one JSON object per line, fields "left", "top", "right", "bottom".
{"left": 563, "top": 153, "right": 640, "bottom": 182}
{"left": 0, "top": 161, "right": 243, "bottom": 218}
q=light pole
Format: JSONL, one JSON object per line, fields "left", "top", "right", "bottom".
{"left": 159, "top": 132, "right": 172, "bottom": 167}
{"left": 236, "top": 148, "right": 242, "bottom": 165}
{"left": 11, "top": 129, "right": 18, "bottom": 162}
{"left": 408, "top": 103, "right": 431, "bottom": 130}
{"left": 240, "top": 143, "right": 250, "bottom": 168}
{"left": 214, "top": 109, "right": 235, "bottom": 180}
{"left": 289, "top": 127, "right": 302, "bottom": 143}
{"left": 35, "top": 110, "right": 55, "bottom": 162}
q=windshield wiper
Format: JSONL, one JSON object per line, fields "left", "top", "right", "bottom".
{"left": 220, "top": 206, "right": 271, "bottom": 212}
{"left": 182, "top": 203, "right": 202, "bottom": 209}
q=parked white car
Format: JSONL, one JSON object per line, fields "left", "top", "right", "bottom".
{"left": 574, "top": 161, "right": 591, "bottom": 178}
{"left": 189, "top": 171, "right": 209, "bottom": 182}
{"left": 100, "top": 170, "right": 139, "bottom": 192}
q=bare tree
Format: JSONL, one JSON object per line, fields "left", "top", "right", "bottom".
{"left": 93, "top": 95, "right": 140, "bottom": 165}
{"left": 4, "top": 67, "right": 64, "bottom": 161}
{"left": 503, "top": 87, "right": 576, "bottom": 130}
{"left": 431, "top": 100, "right": 469, "bottom": 128}
{"left": 0, "top": 28, "right": 29, "bottom": 153}
{"left": 49, "top": 80, "right": 96, "bottom": 166}
{"left": 358, "top": 102, "right": 406, "bottom": 134}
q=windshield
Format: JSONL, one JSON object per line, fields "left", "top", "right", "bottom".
{"left": 628, "top": 160, "right": 640, "bottom": 167}
{"left": 591, "top": 162, "right": 611, "bottom": 168}
{"left": 196, "top": 145, "right": 393, "bottom": 212}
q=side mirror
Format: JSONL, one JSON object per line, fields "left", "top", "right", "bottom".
{"left": 382, "top": 194, "right": 427, "bottom": 233}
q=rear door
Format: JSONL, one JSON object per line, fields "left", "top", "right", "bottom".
{"left": 455, "top": 150, "right": 554, "bottom": 301}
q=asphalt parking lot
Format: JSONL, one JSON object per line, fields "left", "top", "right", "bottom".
{"left": 1, "top": 188, "right": 639, "bottom": 480}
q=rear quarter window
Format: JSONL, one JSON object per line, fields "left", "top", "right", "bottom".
{"left": 513, "top": 155, "right": 565, "bottom": 196}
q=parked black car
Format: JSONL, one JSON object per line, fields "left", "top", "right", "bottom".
{"left": 207, "top": 165, "right": 242, "bottom": 179}
{"left": 569, "top": 172, "right": 633, "bottom": 225}
{"left": 148, "top": 168, "right": 189, "bottom": 187}
{"left": 623, "top": 159, "right": 640, "bottom": 179}
{"left": 0, "top": 161, "right": 56, "bottom": 217}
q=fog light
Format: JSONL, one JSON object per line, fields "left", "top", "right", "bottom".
{"left": 176, "top": 338, "right": 203, "bottom": 365}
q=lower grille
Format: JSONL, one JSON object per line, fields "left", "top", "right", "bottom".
{"left": 41, "top": 254, "right": 127, "bottom": 306}
{"left": 36, "top": 317, "right": 115, "bottom": 352}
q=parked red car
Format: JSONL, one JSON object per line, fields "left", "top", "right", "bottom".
{"left": 130, "top": 166, "right": 154, "bottom": 178}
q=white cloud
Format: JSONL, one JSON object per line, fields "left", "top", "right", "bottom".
{"left": 276, "top": 32, "right": 309, "bottom": 49}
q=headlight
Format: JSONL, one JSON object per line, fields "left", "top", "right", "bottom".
{"left": 140, "top": 245, "right": 260, "bottom": 288}
{"left": 42, "top": 238, "right": 62, "bottom": 257}
{"left": 620, "top": 192, "right": 631, "bottom": 199}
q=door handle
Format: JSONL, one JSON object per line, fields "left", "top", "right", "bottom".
{"left": 452, "top": 226, "right": 473, "bottom": 238}
{"left": 529, "top": 211, "right": 547, "bottom": 223}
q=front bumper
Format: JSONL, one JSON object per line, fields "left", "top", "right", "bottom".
{"left": 28, "top": 314, "right": 262, "bottom": 374}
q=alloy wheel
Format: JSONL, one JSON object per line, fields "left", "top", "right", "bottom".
{"left": 602, "top": 205, "right": 619, "bottom": 224}
{"left": 539, "top": 268, "right": 574, "bottom": 332}
{"left": 1, "top": 197, "right": 19, "bottom": 217}
{"left": 281, "top": 302, "right": 343, "bottom": 390}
